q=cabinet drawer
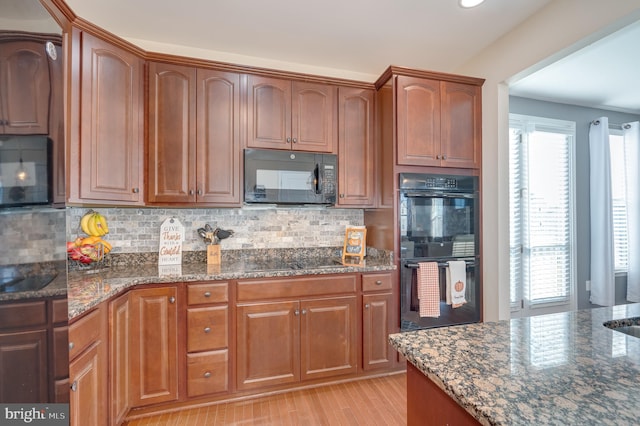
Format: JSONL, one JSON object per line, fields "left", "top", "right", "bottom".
{"left": 68, "top": 308, "right": 101, "bottom": 361}
{"left": 362, "top": 273, "right": 393, "bottom": 292}
{"left": 186, "top": 349, "right": 228, "bottom": 397}
{"left": 187, "top": 282, "right": 228, "bottom": 305}
{"left": 0, "top": 300, "right": 46, "bottom": 329}
{"left": 187, "top": 306, "right": 228, "bottom": 352}
{"left": 237, "top": 275, "right": 357, "bottom": 301}
{"left": 52, "top": 298, "right": 68, "bottom": 324}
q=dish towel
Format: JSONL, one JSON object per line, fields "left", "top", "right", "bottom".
{"left": 417, "top": 262, "right": 440, "bottom": 318}
{"left": 447, "top": 260, "right": 467, "bottom": 308}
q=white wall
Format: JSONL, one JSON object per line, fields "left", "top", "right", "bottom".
{"left": 457, "top": 0, "right": 640, "bottom": 321}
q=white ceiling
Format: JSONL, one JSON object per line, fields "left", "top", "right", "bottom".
{"left": 64, "top": 0, "right": 552, "bottom": 78}
{"left": 509, "top": 19, "right": 640, "bottom": 115}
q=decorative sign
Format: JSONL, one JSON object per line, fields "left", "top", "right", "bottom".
{"left": 159, "top": 217, "right": 184, "bottom": 266}
{"left": 342, "top": 226, "right": 367, "bottom": 265}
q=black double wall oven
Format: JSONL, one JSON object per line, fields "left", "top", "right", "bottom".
{"left": 399, "top": 173, "right": 480, "bottom": 331}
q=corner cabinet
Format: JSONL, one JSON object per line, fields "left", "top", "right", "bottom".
{"left": 396, "top": 75, "right": 481, "bottom": 169}
{"left": 67, "top": 29, "right": 144, "bottom": 204}
{"left": 246, "top": 75, "right": 337, "bottom": 153}
{"left": 147, "top": 63, "right": 241, "bottom": 206}
{"left": 337, "top": 87, "right": 375, "bottom": 207}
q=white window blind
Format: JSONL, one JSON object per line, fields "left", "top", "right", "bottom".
{"left": 609, "top": 131, "right": 628, "bottom": 272}
{"left": 509, "top": 114, "right": 575, "bottom": 315}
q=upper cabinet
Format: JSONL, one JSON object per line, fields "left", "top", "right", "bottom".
{"left": 67, "top": 30, "right": 144, "bottom": 205}
{"left": 0, "top": 41, "right": 50, "bottom": 134}
{"left": 147, "top": 63, "right": 241, "bottom": 206}
{"left": 396, "top": 75, "right": 481, "bottom": 169}
{"left": 337, "top": 87, "right": 375, "bottom": 207}
{"left": 247, "top": 75, "right": 337, "bottom": 153}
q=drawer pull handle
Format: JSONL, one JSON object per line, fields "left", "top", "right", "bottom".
{"left": 375, "top": 280, "right": 383, "bottom": 285}
{"left": 204, "top": 327, "right": 211, "bottom": 333}
{"left": 204, "top": 291, "right": 211, "bottom": 298}
{"left": 71, "top": 381, "right": 77, "bottom": 392}
{"left": 204, "top": 372, "right": 212, "bottom": 378}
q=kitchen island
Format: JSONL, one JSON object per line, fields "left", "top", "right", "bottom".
{"left": 389, "top": 304, "right": 640, "bottom": 425}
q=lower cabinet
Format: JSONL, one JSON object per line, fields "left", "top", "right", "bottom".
{"left": 69, "top": 305, "right": 107, "bottom": 426}
{"left": 109, "top": 292, "right": 130, "bottom": 425}
{"left": 129, "top": 286, "right": 179, "bottom": 407}
{"left": 0, "top": 330, "right": 48, "bottom": 402}
{"left": 236, "top": 276, "right": 358, "bottom": 391}
{"left": 362, "top": 273, "right": 396, "bottom": 371}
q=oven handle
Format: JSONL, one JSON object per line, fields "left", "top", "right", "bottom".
{"left": 405, "top": 258, "right": 477, "bottom": 269}
{"left": 402, "top": 191, "right": 476, "bottom": 199}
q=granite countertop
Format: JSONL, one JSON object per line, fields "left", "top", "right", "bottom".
{"left": 68, "top": 255, "right": 395, "bottom": 320}
{"left": 0, "top": 261, "right": 67, "bottom": 302}
{"left": 389, "top": 304, "right": 640, "bottom": 426}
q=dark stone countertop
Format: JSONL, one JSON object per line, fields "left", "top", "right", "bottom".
{"left": 0, "top": 261, "right": 67, "bottom": 302}
{"left": 68, "top": 255, "right": 395, "bottom": 320}
{"left": 389, "top": 304, "right": 640, "bottom": 425}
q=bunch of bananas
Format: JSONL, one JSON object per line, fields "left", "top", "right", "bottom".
{"left": 80, "top": 210, "right": 109, "bottom": 237}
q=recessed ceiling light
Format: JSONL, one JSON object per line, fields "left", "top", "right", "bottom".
{"left": 459, "top": 0, "right": 485, "bottom": 8}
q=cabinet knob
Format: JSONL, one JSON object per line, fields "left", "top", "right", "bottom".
{"left": 365, "top": 303, "right": 370, "bottom": 309}
{"left": 169, "top": 296, "right": 176, "bottom": 304}
{"left": 375, "top": 280, "right": 383, "bottom": 285}
{"left": 292, "top": 138, "right": 297, "bottom": 143}
{"left": 286, "top": 137, "right": 291, "bottom": 143}
{"left": 132, "top": 188, "right": 139, "bottom": 194}
{"left": 70, "top": 381, "right": 78, "bottom": 392}
{"left": 442, "top": 154, "right": 447, "bottom": 160}
{"left": 294, "top": 309, "right": 300, "bottom": 316}
{"left": 204, "top": 291, "right": 211, "bottom": 298}
{"left": 69, "top": 342, "right": 74, "bottom": 350}
{"left": 436, "top": 154, "right": 441, "bottom": 159}
{"left": 204, "top": 372, "right": 212, "bottom": 378}
{"left": 339, "top": 194, "right": 345, "bottom": 198}
{"left": 302, "top": 309, "right": 307, "bottom": 315}
{"left": 197, "top": 189, "right": 203, "bottom": 196}
{"left": 204, "top": 327, "right": 211, "bottom": 333}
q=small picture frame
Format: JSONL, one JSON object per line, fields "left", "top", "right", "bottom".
{"left": 342, "top": 227, "right": 366, "bottom": 265}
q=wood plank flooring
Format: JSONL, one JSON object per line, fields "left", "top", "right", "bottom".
{"left": 125, "top": 373, "right": 406, "bottom": 426}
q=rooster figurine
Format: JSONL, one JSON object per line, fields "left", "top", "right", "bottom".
{"left": 213, "top": 228, "right": 234, "bottom": 244}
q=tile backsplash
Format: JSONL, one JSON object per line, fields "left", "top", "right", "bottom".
{"left": 66, "top": 206, "right": 364, "bottom": 254}
{"left": 0, "top": 207, "right": 67, "bottom": 265}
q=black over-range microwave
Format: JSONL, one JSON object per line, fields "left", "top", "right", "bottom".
{"left": 0, "top": 136, "right": 51, "bottom": 207}
{"left": 244, "top": 148, "right": 337, "bottom": 205}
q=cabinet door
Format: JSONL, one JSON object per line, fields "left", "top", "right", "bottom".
{"left": 0, "top": 330, "right": 48, "bottom": 402}
{"left": 77, "top": 32, "right": 143, "bottom": 203}
{"left": 69, "top": 342, "right": 106, "bottom": 426}
{"left": 300, "top": 296, "right": 357, "bottom": 381}
{"left": 0, "top": 41, "right": 50, "bottom": 134}
{"left": 441, "top": 82, "right": 481, "bottom": 169}
{"left": 130, "top": 286, "right": 179, "bottom": 407}
{"left": 109, "top": 293, "right": 130, "bottom": 425}
{"left": 292, "top": 81, "right": 336, "bottom": 153}
{"left": 396, "top": 76, "right": 441, "bottom": 166}
{"left": 236, "top": 301, "right": 299, "bottom": 390}
{"left": 196, "top": 69, "right": 241, "bottom": 205}
{"left": 147, "top": 62, "right": 196, "bottom": 203}
{"left": 362, "top": 293, "right": 394, "bottom": 371}
{"left": 246, "top": 75, "right": 291, "bottom": 150}
{"left": 337, "top": 87, "right": 375, "bottom": 206}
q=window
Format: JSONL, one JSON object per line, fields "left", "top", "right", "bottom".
{"left": 609, "top": 129, "right": 628, "bottom": 272}
{"left": 509, "top": 114, "right": 576, "bottom": 317}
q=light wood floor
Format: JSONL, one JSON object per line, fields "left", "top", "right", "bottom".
{"left": 125, "top": 373, "right": 407, "bottom": 426}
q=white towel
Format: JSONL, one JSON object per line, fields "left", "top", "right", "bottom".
{"left": 447, "top": 260, "right": 467, "bottom": 308}
{"left": 417, "top": 262, "right": 440, "bottom": 318}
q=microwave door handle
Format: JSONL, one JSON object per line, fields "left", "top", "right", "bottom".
{"left": 314, "top": 164, "right": 321, "bottom": 194}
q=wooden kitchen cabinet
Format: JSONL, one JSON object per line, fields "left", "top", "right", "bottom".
{"left": 0, "top": 330, "right": 48, "bottom": 402}
{"left": 147, "top": 63, "right": 241, "bottom": 206}
{"left": 337, "top": 87, "right": 375, "bottom": 207}
{"left": 247, "top": 75, "right": 337, "bottom": 153}
{"left": 362, "top": 273, "right": 395, "bottom": 371}
{"left": 129, "top": 286, "right": 179, "bottom": 407}
{"left": 236, "top": 275, "right": 357, "bottom": 391}
{"left": 68, "top": 30, "right": 144, "bottom": 204}
{"left": 69, "top": 305, "right": 107, "bottom": 426}
{"left": 109, "top": 292, "right": 130, "bottom": 425}
{"left": 396, "top": 76, "right": 481, "bottom": 169}
{"left": 0, "top": 40, "right": 50, "bottom": 134}
{"left": 185, "top": 281, "right": 229, "bottom": 398}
